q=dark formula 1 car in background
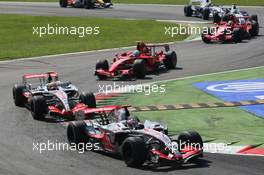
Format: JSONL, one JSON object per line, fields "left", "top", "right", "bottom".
{"left": 184, "top": 0, "right": 258, "bottom": 23}
{"left": 201, "top": 14, "right": 259, "bottom": 43}
{"left": 12, "top": 72, "right": 96, "bottom": 120}
{"left": 59, "top": 0, "right": 112, "bottom": 9}
{"left": 184, "top": 0, "right": 230, "bottom": 21}
{"left": 95, "top": 42, "right": 177, "bottom": 80}
{"left": 67, "top": 106, "right": 204, "bottom": 167}
{"left": 212, "top": 4, "right": 259, "bottom": 24}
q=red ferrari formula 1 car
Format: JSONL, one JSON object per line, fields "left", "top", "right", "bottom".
{"left": 95, "top": 42, "right": 177, "bottom": 80}
{"left": 201, "top": 14, "right": 259, "bottom": 43}
{"left": 59, "top": 0, "right": 112, "bottom": 9}
{"left": 67, "top": 106, "right": 203, "bottom": 167}
{"left": 12, "top": 72, "right": 96, "bottom": 120}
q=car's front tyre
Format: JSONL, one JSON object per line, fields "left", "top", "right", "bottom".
{"left": 13, "top": 84, "right": 26, "bottom": 107}
{"left": 67, "top": 121, "right": 88, "bottom": 147}
{"left": 59, "top": 0, "right": 68, "bottom": 8}
{"left": 79, "top": 92, "right": 96, "bottom": 108}
{"left": 122, "top": 137, "right": 147, "bottom": 167}
{"left": 30, "top": 96, "right": 47, "bottom": 120}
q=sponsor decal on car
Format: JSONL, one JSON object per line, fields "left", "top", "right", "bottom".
{"left": 193, "top": 79, "right": 264, "bottom": 118}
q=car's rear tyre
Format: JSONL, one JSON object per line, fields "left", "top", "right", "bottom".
{"left": 184, "top": 5, "right": 193, "bottom": 17}
{"left": 232, "top": 28, "right": 242, "bottom": 43}
{"left": 133, "top": 59, "right": 146, "bottom": 79}
{"left": 250, "top": 21, "right": 259, "bottom": 37}
{"left": 30, "top": 96, "right": 47, "bottom": 120}
{"left": 122, "top": 137, "right": 147, "bottom": 167}
{"left": 59, "top": 0, "right": 68, "bottom": 7}
{"left": 96, "top": 59, "right": 109, "bottom": 80}
{"left": 202, "top": 8, "right": 210, "bottom": 20}
{"left": 251, "top": 15, "right": 258, "bottom": 23}
{"left": 96, "top": 59, "right": 109, "bottom": 70}
{"left": 213, "top": 13, "right": 221, "bottom": 23}
{"left": 13, "top": 84, "right": 26, "bottom": 107}
{"left": 222, "top": 14, "right": 229, "bottom": 22}
{"left": 67, "top": 121, "right": 88, "bottom": 146}
{"left": 84, "top": 0, "right": 94, "bottom": 9}
{"left": 201, "top": 27, "right": 212, "bottom": 44}
{"left": 164, "top": 51, "right": 177, "bottom": 69}
{"left": 80, "top": 92, "right": 96, "bottom": 108}
{"left": 178, "top": 130, "right": 203, "bottom": 151}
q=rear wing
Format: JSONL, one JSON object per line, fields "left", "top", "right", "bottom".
{"left": 188, "top": 0, "right": 211, "bottom": 5}
{"left": 82, "top": 105, "right": 131, "bottom": 115}
{"left": 137, "top": 42, "right": 170, "bottom": 52}
{"left": 22, "top": 72, "right": 58, "bottom": 83}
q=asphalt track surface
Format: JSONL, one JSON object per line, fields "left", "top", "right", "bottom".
{"left": 0, "top": 2, "right": 264, "bottom": 175}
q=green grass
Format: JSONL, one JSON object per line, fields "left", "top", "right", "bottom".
{"left": 0, "top": 14, "right": 187, "bottom": 60}
{"left": 108, "top": 67, "right": 264, "bottom": 145}
{"left": 1, "top": 0, "right": 263, "bottom": 6}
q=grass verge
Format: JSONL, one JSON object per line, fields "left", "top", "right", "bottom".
{"left": 1, "top": 0, "right": 263, "bottom": 6}
{"left": 107, "top": 67, "right": 264, "bottom": 145}
{"left": 0, "top": 14, "right": 186, "bottom": 60}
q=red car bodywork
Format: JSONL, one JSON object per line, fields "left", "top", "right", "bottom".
{"left": 67, "top": 106, "right": 203, "bottom": 167}
{"left": 95, "top": 42, "right": 177, "bottom": 79}
{"left": 60, "top": 0, "right": 112, "bottom": 8}
{"left": 14, "top": 72, "right": 98, "bottom": 120}
{"left": 202, "top": 14, "right": 256, "bottom": 43}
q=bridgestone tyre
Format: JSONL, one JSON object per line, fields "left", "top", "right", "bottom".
{"left": 84, "top": 0, "right": 95, "bottom": 9}
{"left": 133, "top": 59, "right": 146, "bottom": 78}
{"left": 122, "top": 137, "right": 147, "bottom": 167}
{"left": 202, "top": 8, "right": 210, "bottom": 20}
{"left": 59, "top": 0, "right": 68, "bottom": 7}
{"left": 13, "top": 84, "right": 26, "bottom": 106}
{"left": 164, "top": 51, "right": 177, "bottom": 69}
{"left": 178, "top": 130, "right": 203, "bottom": 151}
{"left": 30, "top": 96, "right": 47, "bottom": 120}
{"left": 184, "top": 5, "right": 193, "bottom": 17}
{"left": 67, "top": 121, "right": 88, "bottom": 147}
{"left": 96, "top": 59, "right": 109, "bottom": 70}
{"left": 232, "top": 28, "right": 242, "bottom": 43}
{"left": 80, "top": 92, "right": 96, "bottom": 108}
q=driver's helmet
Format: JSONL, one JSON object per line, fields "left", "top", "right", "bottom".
{"left": 126, "top": 118, "right": 139, "bottom": 129}
{"left": 137, "top": 42, "right": 149, "bottom": 53}
{"left": 227, "top": 20, "right": 233, "bottom": 26}
{"left": 114, "top": 108, "right": 129, "bottom": 122}
{"left": 47, "top": 82, "right": 58, "bottom": 91}
{"left": 131, "top": 50, "right": 140, "bottom": 57}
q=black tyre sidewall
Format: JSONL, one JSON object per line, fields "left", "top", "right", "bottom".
{"left": 30, "top": 96, "right": 47, "bottom": 120}
{"left": 80, "top": 92, "right": 96, "bottom": 108}
{"left": 133, "top": 59, "right": 146, "bottom": 79}
{"left": 232, "top": 28, "right": 242, "bottom": 43}
{"left": 96, "top": 59, "right": 109, "bottom": 70}
{"left": 184, "top": 5, "right": 193, "bottom": 17}
{"left": 164, "top": 51, "right": 177, "bottom": 69}
{"left": 202, "top": 8, "right": 210, "bottom": 20}
{"left": 59, "top": 0, "right": 68, "bottom": 7}
{"left": 121, "top": 137, "right": 147, "bottom": 167}
{"left": 67, "top": 121, "right": 88, "bottom": 146}
{"left": 13, "top": 84, "right": 26, "bottom": 106}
